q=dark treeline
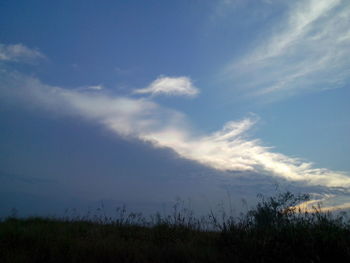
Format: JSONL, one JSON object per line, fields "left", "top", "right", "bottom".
{"left": 1, "top": 192, "right": 350, "bottom": 262}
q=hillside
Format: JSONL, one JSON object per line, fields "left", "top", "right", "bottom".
{"left": 1, "top": 192, "right": 350, "bottom": 262}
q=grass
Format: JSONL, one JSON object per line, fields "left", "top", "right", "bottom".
{"left": 1, "top": 192, "right": 350, "bottom": 262}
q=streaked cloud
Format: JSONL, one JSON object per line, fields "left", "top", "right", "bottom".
{"left": 0, "top": 43, "right": 45, "bottom": 63}
{"left": 224, "top": 0, "right": 350, "bottom": 101}
{"left": 86, "top": 85, "right": 104, "bottom": 91}
{"left": 75, "top": 84, "right": 104, "bottom": 92}
{"left": 1, "top": 69, "right": 349, "bottom": 192}
{"left": 133, "top": 76, "right": 199, "bottom": 97}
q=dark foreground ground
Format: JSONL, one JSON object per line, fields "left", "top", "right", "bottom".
{"left": 1, "top": 192, "right": 350, "bottom": 263}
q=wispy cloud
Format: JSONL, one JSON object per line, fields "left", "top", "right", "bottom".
{"left": 224, "top": 0, "right": 350, "bottom": 101}
{"left": 0, "top": 43, "right": 45, "bottom": 63}
{"left": 133, "top": 76, "right": 199, "bottom": 97}
{"left": 1, "top": 69, "right": 349, "bottom": 191}
{"left": 75, "top": 84, "right": 105, "bottom": 92}
{"left": 86, "top": 85, "right": 104, "bottom": 91}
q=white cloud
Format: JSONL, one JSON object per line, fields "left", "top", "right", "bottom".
{"left": 1, "top": 70, "right": 349, "bottom": 192}
{"left": 75, "top": 85, "right": 104, "bottom": 92}
{"left": 134, "top": 76, "right": 199, "bottom": 97}
{"left": 86, "top": 85, "right": 104, "bottom": 91}
{"left": 0, "top": 43, "right": 45, "bottom": 63}
{"left": 251, "top": 0, "right": 342, "bottom": 61}
{"left": 224, "top": 0, "right": 350, "bottom": 101}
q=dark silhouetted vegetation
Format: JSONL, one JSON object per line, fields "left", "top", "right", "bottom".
{"left": 1, "top": 192, "right": 350, "bottom": 262}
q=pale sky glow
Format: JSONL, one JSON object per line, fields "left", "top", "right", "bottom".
{"left": 0, "top": 0, "right": 349, "bottom": 216}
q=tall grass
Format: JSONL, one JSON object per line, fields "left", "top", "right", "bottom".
{"left": 1, "top": 192, "right": 350, "bottom": 262}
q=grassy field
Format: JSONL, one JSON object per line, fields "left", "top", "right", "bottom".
{"left": 1, "top": 192, "right": 350, "bottom": 262}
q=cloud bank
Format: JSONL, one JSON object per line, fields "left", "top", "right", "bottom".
{"left": 133, "top": 76, "right": 199, "bottom": 97}
{"left": 1, "top": 68, "right": 349, "bottom": 192}
{"left": 224, "top": 0, "right": 350, "bottom": 101}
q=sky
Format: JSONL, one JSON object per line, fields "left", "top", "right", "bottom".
{"left": 1, "top": 0, "right": 350, "bottom": 217}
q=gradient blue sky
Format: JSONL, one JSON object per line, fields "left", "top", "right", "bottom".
{"left": 1, "top": 0, "right": 350, "bottom": 216}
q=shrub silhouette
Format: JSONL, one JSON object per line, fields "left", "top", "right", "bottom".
{"left": 246, "top": 191, "right": 310, "bottom": 229}
{"left": 1, "top": 191, "right": 350, "bottom": 263}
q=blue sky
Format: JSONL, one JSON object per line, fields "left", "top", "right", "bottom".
{"left": 1, "top": 0, "right": 350, "bottom": 216}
